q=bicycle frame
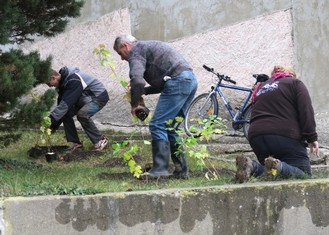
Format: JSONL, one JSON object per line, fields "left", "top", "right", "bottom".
{"left": 211, "top": 82, "right": 252, "bottom": 124}
{"left": 184, "top": 64, "right": 269, "bottom": 138}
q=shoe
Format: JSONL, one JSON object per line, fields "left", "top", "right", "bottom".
{"left": 264, "top": 157, "right": 281, "bottom": 180}
{"left": 235, "top": 156, "right": 253, "bottom": 183}
{"left": 94, "top": 136, "right": 108, "bottom": 151}
{"left": 67, "top": 142, "right": 83, "bottom": 151}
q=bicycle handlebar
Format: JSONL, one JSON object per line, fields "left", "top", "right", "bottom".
{"left": 203, "top": 64, "right": 236, "bottom": 84}
{"left": 203, "top": 64, "right": 213, "bottom": 72}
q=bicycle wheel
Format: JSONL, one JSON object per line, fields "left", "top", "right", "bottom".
{"left": 242, "top": 104, "right": 252, "bottom": 140}
{"left": 184, "top": 93, "right": 218, "bottom": 137}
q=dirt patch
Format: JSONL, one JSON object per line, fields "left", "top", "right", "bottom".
{"left": 28, "top": 145, "right": 68, "bottom": 158}
{"left": 59, "top": 150, "right": 104, "bottom": 162}
{"left": 28, "top": 145, "right": 105, "bottom": 162}
{"left": 100, "top": 155, "right": 143, "bottom": 167}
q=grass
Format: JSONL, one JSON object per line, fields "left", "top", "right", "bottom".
{"left": 2, "top": 129, "right": 326, "bottom": 198}
{"left": 0, "top": 129, "right": 237, "bottom": 197}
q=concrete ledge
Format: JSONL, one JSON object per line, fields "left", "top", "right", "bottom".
{"left": 2, "top": 179, "right": 329, "bottom": 235}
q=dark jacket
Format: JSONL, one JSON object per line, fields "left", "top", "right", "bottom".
{"left": 49, "top": 67, "right": 109, "bottom": 124}
{"left": 248, "top": 76, "right": 317, "bottom": 143}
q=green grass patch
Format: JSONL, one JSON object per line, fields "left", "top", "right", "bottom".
{"left": 0, "top": 130, "right": 237, "bottom": 197}
{"left": 1, "top": 129, "right": 324, "bottom": 198}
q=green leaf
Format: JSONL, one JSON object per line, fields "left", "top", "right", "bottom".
{"left": 112, "top": 143, "right": 121, "bottom": 150}
{"left": 123, "top": 152, "right": 131, "bottom": 161}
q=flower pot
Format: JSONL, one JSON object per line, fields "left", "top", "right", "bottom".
{"left": 45, "top": 152, "right": 58, "bottom": 163}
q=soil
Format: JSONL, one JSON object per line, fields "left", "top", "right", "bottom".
{"left": 59, "top": 150, "right": 104, "bottom": 162}
{"left": 100, "top": 155, "right": 142, "bottom": 167}
{"left": 28, "top": 145, "right": 104, "bottom": 162}
{"left": 28, "top": 145, "right": 68, "bottom": 158}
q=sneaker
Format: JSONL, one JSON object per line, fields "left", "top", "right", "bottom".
{"left": 67, "top": 142, "right": 83, "bottom": 152}
{"left": 94, "top": 136, "right": 108, "bottom": 151}
{"left": 264, "top": 157, "right": 281, "bottom": 180}
{"left": 235, "top": 156, "right": 254, "bottom": 183}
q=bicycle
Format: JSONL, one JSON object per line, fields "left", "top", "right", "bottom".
{"left": 184, "top": 64, "right": 268, "bottom": 139}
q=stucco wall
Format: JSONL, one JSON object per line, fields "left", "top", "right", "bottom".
{"left": 23, "top": 9, "right": 293, "bottom": 131}
{"left": 22, "top": 1, "right": 329, "bottom": 146}
{"left": 292, "top": 0, "right": 329, "bottom": 147}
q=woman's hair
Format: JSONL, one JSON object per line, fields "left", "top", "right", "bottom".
{"left": 113, "top": 34, "right": 138, "bottom": 50}
{"left": 271, "top": 65, "right": 296, "bottom": 77}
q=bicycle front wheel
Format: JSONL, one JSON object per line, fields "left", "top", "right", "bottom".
{"left": 242, "top": 104, "right": 252, "bottom": 140}
{"left": 184, "top": 93, "right": 218, "bottom": 137}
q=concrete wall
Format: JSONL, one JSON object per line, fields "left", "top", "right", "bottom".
{"left": 292, "top": 1, "right": 329, "bottom": 146}
{"left": 23, "top": 8, "right": 294, "bottom": 130}
{"left": 2, "top": 179, "right": 329, "bottom": 234}
{"left": 22, "top": 0, "right": 329, "bottom": 143}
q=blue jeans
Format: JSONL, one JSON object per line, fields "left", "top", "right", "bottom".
{"left": 249, "top": 135, "right": 311, "bottom": 178}
{"left": 63, "top": 100, "right": 107, "bottom": 144}
{"left": 149, "top": 71, "right": 198, "bottom": 146}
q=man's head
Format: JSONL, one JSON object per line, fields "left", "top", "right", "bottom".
{"left": 46, "top": 69, "right": 61, "bottom": 87}
{"left": 113, "top": 34, "right": 138, "bottom": 61}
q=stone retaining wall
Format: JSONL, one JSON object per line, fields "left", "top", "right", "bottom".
{"left": 2, "top": 179, "right": 329, "bottom": 235}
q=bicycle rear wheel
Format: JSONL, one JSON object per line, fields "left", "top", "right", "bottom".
{"left": 242, "top": 104, "right": 252, "bottom": 140}
{"left": 184, "top": 93, "right": 218, "bottom": 137}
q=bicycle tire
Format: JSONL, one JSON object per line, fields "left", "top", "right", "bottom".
{"left": 242, "top": 104, "right": 252, "bottom": 140}
{"left": 184, "top": 93, "right": 219, "bottom": 137}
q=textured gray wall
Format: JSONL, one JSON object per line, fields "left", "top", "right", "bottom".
{"left": 68, "top": 0, "right": 292, "bottom": 42}
{"left": 292, "top": 0, "right": 329, "bottom": 146}
{"left": 23, "top": 0, "right": 329, "bottom": 145}
{"left": 23, "top": 9, "right": 293, "bottom": 132}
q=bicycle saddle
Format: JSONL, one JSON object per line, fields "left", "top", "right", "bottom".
{"left": 253, "top": 74, "right": 269, "bottom": 83}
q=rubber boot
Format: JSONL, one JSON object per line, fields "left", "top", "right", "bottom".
{"left": 171, "top": 143, "right": 188, "bottom": 179}
{"left": 148, "top": 140, "right": 172, "bottom": 177}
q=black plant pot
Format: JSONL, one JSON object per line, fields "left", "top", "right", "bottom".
{"left": 45, "top": 152, "right": 58, "bottom": 163}
{"left": 136, "top": 106, "right": 150, "bottom": 121}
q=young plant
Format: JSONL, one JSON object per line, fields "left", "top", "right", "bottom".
{"left": 93, "top": 44, "right": 152, "bottom": 123}
{"left": 94, "top": 45, "right": 150, "bottom": 177}
{"left": 166, "top": 115, "right": 226, "bottom": 180}
{"left": 39, "top": 114, "right": 53, "bottom": 153}
{"left": 111, "top": 140, "right": 150, "bottom": 178}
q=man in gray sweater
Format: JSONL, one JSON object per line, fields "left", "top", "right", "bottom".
{"left": 113, "top": 35, "right": 198, "bottom": 178}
